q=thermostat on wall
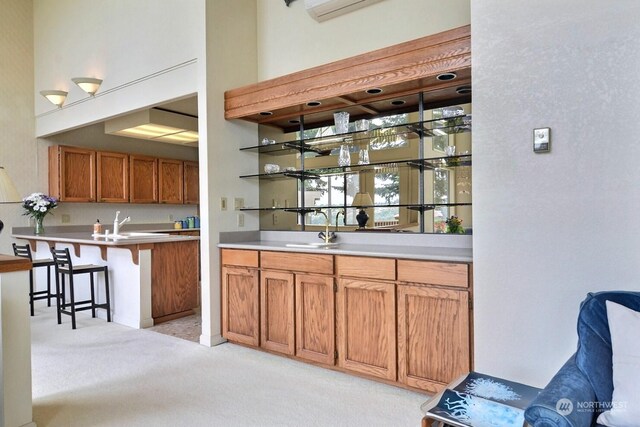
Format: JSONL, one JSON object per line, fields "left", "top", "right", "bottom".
{"left": 533, "top": 128, "right": 550, "bottom": 153}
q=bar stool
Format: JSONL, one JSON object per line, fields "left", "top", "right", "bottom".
{"left": 50, "top": 247, "right": 112, "bottom": 329}
{"left": 12, "top": 243, "right": 56, "bottom": 316}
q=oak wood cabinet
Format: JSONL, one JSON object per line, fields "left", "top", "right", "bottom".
{"left": 158, "top": 159, "right": 184, "bottom": 204}
{"left": 336, "top": 278, "right": 397, "bottom": 381}
{"left": 396, "top": 260, "right": 471, "bottom": 392}
{"left": 183, "top": 161, "right": 199, "bottom": 204}
{"left": 97, "top": 151, "right": 129, "bottom": 203}
{"left": 219, "top": 248, "right": 472, "bottom": 392}
{"left": 129, "top": 155, "right": 158, "bottom": 203}
{"left": 295, "top": 273, "right": 335, "bottom": 365}
{"left": 151, "top": 240, "right": 199, "bottom": 323}
{"left": 260, "top": 270, "right": 295, "bottom": 355}
{"left": 221, "top": 250, "right": 260, "bottom": 346}
{"left": 397, "top": 285, "right": 470, "bottom": 392}
{"left": 49, "top": 145, "right": 96, "bottom": 202}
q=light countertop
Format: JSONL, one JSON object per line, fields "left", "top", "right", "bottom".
{"left": 218, "top": 240, "right": 472, "bottom": 262}
{"left": 12, "top": 230, "right": 199, "bottom": 247}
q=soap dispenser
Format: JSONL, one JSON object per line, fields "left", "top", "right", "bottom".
{"left": 93, "top": 219, "right": 102, "bottom": 234}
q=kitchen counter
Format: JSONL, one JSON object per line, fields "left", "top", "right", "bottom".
{"left": 218, "top": 240, "right": 472, "bottom": 262}
{"left": 12, "top": 226, "right": 200, "bottom": 329}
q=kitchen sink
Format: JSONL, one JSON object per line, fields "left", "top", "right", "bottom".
{"left": 109, "top": 232, "right": 170, "bottom": 239}
{"left": 285, "top": 242, "right": 340, "bottom": 248}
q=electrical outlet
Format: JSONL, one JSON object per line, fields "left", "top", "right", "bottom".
{"left": 237, "top": 213, "right": 245, "bottom": 227}
{"left": 61, "top": 214, "right": 71, "bottom": 224}
{"left": 168, "top": 214, "right": 174, "bottom": 221}
{"left": 273, "top": 213, "right": 278, "bottom": 225}
{"left": 220, "top": 197, "right": 227, "bottom": 211}
{"left": 234, "top": 197, "right": 244, "bottom": 210}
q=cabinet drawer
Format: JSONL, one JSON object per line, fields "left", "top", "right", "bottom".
{"left": 397, "top": 260, "right": 469, "bottom": 288}
{"left": 221, "top": 249, "right": 258, "bottom": 268}
{"left": 260, "top": 251, "right": 333, "bottom": 275}
{"left": 336, "top": 255, "right": 395, "bottom": 281}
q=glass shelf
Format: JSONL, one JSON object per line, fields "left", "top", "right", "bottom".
{"left": 240, "top": 155, "right": 472, "bottom": 180}
{"left": 240, "top": 115, "right": 471, "bottom": 155}
{"left": 239, "top": 203, "right": 471, "bottom": 213}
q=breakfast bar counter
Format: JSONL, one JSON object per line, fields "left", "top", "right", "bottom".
{"left": 12, "top": 227, "right": 200, "bottom": 329}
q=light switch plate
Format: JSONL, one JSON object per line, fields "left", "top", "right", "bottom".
{"left": 220, "top": 197, "right": 227, "bottom": 211}
{"left": 237, "top": 213, "right": 244, "bottom": 227}
{"left": 234, "top": 197, "right": 244, "bottom": 210}
{"left": 533, "top": 127, "right": 550, "bottom": 153}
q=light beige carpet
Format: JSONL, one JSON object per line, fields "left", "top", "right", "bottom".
{"left": 30, "top": 305, "right": 426, "bottom": 426}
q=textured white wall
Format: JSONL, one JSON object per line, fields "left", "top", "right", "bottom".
{"left": 257, "top": 0, "right": 470, "bottom": 80}
{"left": 472, "top": 1, "right": 640, "bottom": 386}
{"left": 34, "top": 0, "right": 203, "bottom": 136}
{"left": 199, "top": 0, "right": 258, "bottom": 346}
{"left": 0, "top": 0, "right": 34, "bottom": 253}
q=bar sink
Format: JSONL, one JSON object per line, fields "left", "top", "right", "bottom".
{"left": 285, "top": 242, "right": 340, "bottom": 248}
{"left": 110, "top": 232, "right": 170, "bottom": 239}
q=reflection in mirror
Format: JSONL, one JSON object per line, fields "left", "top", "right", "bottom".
{"left": 255, "top": 99, "right": 471, "bottom": 234}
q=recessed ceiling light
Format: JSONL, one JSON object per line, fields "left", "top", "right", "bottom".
{"left": 259, "top": 111, "right": 273, "bottom": 116}
{"left": 306, "top": 101, "right": 321, "bottom": 107}
{"left": 456, "top": 86, "right": 472, "bottom": 94}
{"left": 289, "top": 119, "right": 300, "bottom": 124}
{"left": 390, "top": 100, "right": 406, "bottom": 106}
{"left": 436, "top": 72, "right": 457, "bottom": 81}
{"left": 366, "top": 88, "right": 383, "bottom": 94}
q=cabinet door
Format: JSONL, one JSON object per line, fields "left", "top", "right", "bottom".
{"left": 260, "top": 270, "right": 295, "bottom": 355}
{"left": 336, "top": 278, "right": 396, "bottom": 380}
{"left": 397, "top": 285, "right": 470, "bottom": 392}
{"left": 97, "top": 151, "right": 129, "bottom": 203}
{"left": 222, "top": 266, "right": 259, "bottom": 346}
{"left": 158, "top": 158, "right": 184, "bottom": 204}
{"left": 49, "top": 145, "right": 96, "bottom": 202}
{"left": 183, "top": 161, "right": 199, "bottom": 204}
{"left": 295, "top": 274, "right": 335, "bottom": 365}
{"left": 151, "top": 241, "right": 199, "bottom": 321}
{"left": 129, "top": 155, "right": 158, "bottom": 203}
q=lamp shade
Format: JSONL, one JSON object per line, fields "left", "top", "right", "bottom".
{"left": 72, "top": 77, "right": 102, "bottom": 96}
{"left": 40, "top": 90, "right": 68, "bottom": 108}
{"left": 0, "top": 167, "right": 20, "bottom": 203}
{"left": 351, "top": 192, "right": 373, "bottom": 208}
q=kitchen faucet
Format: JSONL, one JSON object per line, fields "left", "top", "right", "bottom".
{"left": 113, "top": 211, "right": 131, "bottom": 236}
{"left": 315, "top": 209, "right": 338, "bottom": 244}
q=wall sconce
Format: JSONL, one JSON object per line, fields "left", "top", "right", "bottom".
{"left": 39, "top": 90, "right": 68, "bottom": 108}
{"left": 72, "top": 77, "right": 103, "bottom": 96}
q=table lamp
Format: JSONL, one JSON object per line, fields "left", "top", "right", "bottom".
{"left": 352, "top": 192, "right": 373, "bottom": 229}
{"left": 0, "top": 167, "right": 21, "bottom": 234}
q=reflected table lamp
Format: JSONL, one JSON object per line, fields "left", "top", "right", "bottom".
{"left": 0, "top": 166, "right": 21, "bottom": 234}
{"left": 352, "top": 192, "right": 373, "bottom": 229}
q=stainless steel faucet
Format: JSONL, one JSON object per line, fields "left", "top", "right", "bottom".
{"left": 113, "top": 211, "right": 131, "bottom": 236}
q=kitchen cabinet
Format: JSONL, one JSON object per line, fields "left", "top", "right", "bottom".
{"left": 260, "top": 270, "right": 295, "bottom": 355}
{"left": 295, "top": 274, "right": 335, "bottom": 365}
{"left": 151, "top": 240, "right": 199, "bottom": 323}
{"left": 221, "top": 250, "right": 260, "bottom": 346}
{"left": 336, "top": 277, "right": 397, "bottom": 381}
{"left": 219, "top": 248, "right": 472, "bottom": 392}
{"left": 260, "top": 251, "right": 335, "bottom": 362}
{"left": 48, "top": 145, "right": 96, "bottom": 202}
{"left": 396, "top": 259, "right": 471, "bottom": 392}
{"left": 183, "top": 161, "right": 199, "bottom": 204}
{"left": 97, "top": 151, "right": 129, "bottom": 203}
{"left": 158, "top": 158, "right": 184, "bottom": 204}
{"left": 129, "top": 154, "right": 158, "bottom": 203}
{"left": 397, "top": 285, "right": 469, "bottom": 393}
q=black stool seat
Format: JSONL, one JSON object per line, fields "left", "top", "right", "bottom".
{"left": 51, "top": 247, "right": 112, "bottom": 329}
{"left": 12, "top": 243, "right": 56, "bottom": 316}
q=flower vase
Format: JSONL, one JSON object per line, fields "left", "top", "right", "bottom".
{"left": 34, "top": 217, "right": 44, "bottom": 235}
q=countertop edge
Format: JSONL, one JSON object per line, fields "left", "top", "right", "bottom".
{"left": 218, "top": 242, "right": 473, "bottom": 263}
{"left": 11, "top": 232, "right": 200, "bottom": 246}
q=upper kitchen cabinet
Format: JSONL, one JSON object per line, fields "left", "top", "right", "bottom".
{"left": 129, "top": 154, "right": 158, "bottom": 204}
{"left": 158, "top": 159, "right": 184, "bottom": 204}
{"left": 183, "top": 161, "right": 199, "bottom": 204}
{"left": 49, "top": 145, "right": 96, "bottom": 202}
{"left": 97, "top": 151, "right": 129, "bottom": 203}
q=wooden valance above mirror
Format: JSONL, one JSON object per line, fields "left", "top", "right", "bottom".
{"left": 224, "top": 25, "right": 471, "bottom": 132}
